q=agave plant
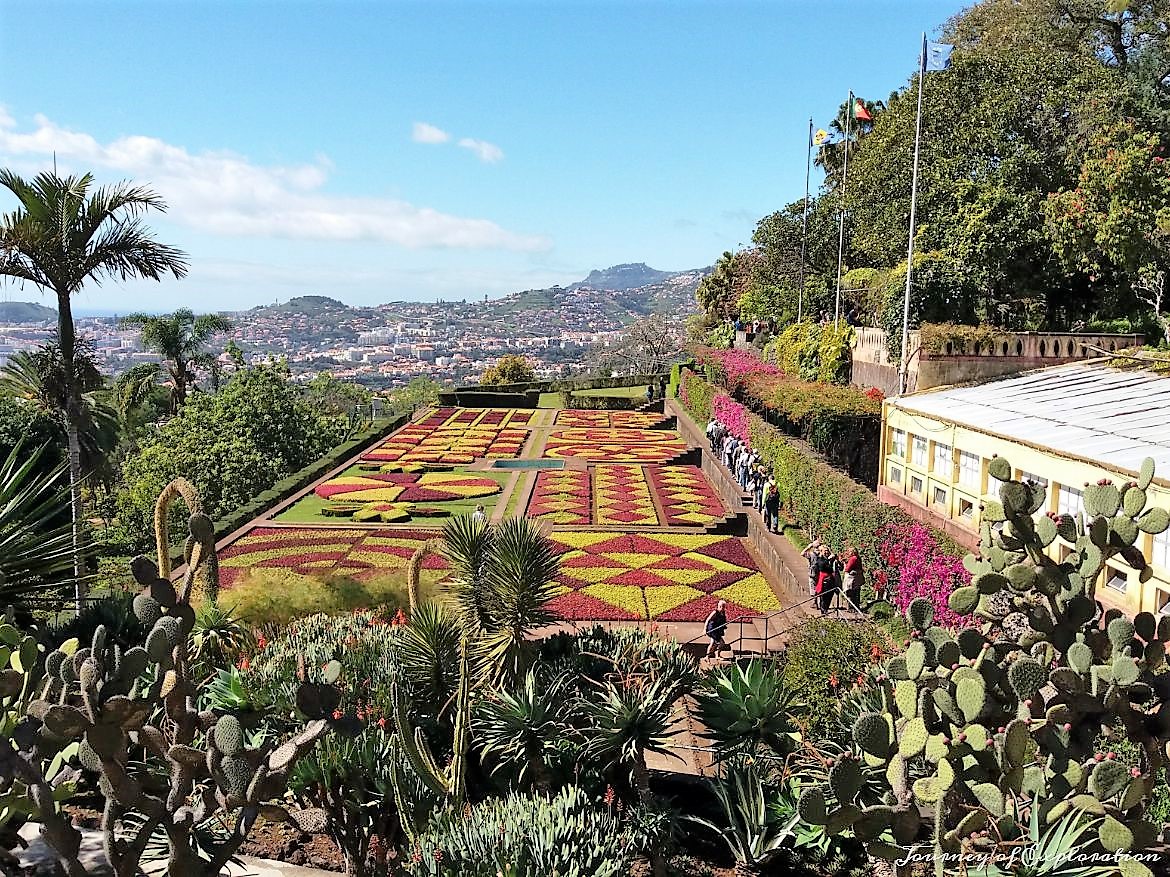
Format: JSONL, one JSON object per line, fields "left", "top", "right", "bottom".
{"left": 684, "top": 758, "right": 793, "bottom": 877}
{"left": 973, "top": 799, "right": 1113, "bottom": 877}
{"left": 473, "top": 666, "right": 576, "bottom": 793}
{"left": 692, "top": 659, "right": 804, "bottom": 760}
{"left": 189, "top": 602, "right": 249, "bottom": 681}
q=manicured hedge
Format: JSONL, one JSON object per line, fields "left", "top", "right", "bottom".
{"left": 680, "top": 371, "right": 968, "bottom": 620}
{"left": 695, "top": 348, "right": 880, "bottom": 486}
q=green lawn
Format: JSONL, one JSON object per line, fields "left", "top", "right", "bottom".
{"left": 273, "top": 466, "right": 514, "bottom": 524}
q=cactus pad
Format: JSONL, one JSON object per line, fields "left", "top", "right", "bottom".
{"left": 1099, "top": 815, "right": 1135, "bottom": 853}
{"left": 214, "top": 716, "right": 243, "bottom": 757}
{"left": 830, "top": 758, "right": 864, "bottom": 804}
{"left": 1109, "top": 617, "right": 1136, "bottom": 651}
{"left": 894, "top": 680, "right": 918, "bottom": 719}
{"left": 956, "top": 676, "right": 987, "bottom": 723}
{"left": 898, "top": 717, "right": 928, "bottom": 758}
{"left": 797, "top": 787, "right": 828, "bottom": 824}
{"left": 907, "top": 598, "right": 934, "bottom": 631}
{"left": 948, "top": 586, "right": 979, "bottom": 615}
{"left": 1090, "top": 759, "right": 1130, "bottom": 800}
{"left": 852, "top": 712, "right": 890, "bottom": 758}
{"left": 1008, "top": 657, "right": 1047, "bottom": 700}
{"left": 988, "top": 457, "right": 1012, "bottom": 482}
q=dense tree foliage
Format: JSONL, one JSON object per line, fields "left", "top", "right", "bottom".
{"left": 116, "top": 363, "right": 347, "bottom": 547}
{"left": 480, "top": 354, "right": 536, "bottom": 385}
{"left": 116, "top": 308, "right": 233, "bottom": 414}
{"left": 697, "top": 0, "right": 1170, "bottom": 339}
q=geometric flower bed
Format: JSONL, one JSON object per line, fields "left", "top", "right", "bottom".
{"left": 362, "top": 423, "right": 528, "bottom": 465}
{"left": 545, "top": 531, "right": 780, "bottom": 622}
{"left": 415, "top": 407, "right": 536, "bottom": 429}
{"left": 647, "top": 465, "right": 726, "bottom": 526}
{"left": 554, "top": 410, "right": 666, "bottom": 429}
{"left": 542, "top": 428, "right": 687, "bottom": 463}
{"left": 526, "top": 469, "right": 592, "bottom": 525}
{"left": 217, "top": 527, "right": 448, "bottom": 588}
{"left": 594, "top": 464, "right": 658, "bottom": 527}
{"left": 314, "top": 471, "right": 501, "bottom": 503}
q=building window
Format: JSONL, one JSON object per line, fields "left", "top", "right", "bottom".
{"left": 932, "top": 486, "right": 947, "bottom": 508}
{"left": 934, "top": 443, "right": 952, "bottom": 477}
{"left": 1104, "top": 566, "right": 1128, "bottom": 593}
{"left": 959, "top": 498, "right": 975, "bottom": 520}
{"left": 958, "top": 451, "right": 981, "bottom": 490}
{"left": 1058, "top": 485, "right": 1084, "bottom": 520}
{"left": 1154, "top": 529, "right": 1170, "bottom": 573}
{"left": 911, "top": 435, "right": 928, "bottom": 468}
{"left": 890, "top": 429, "right": 906, "bottom": 458}
{"left": 911, "top": 475, "right": 924, "bottom": 494}
{"left": 889, "top": 464, "right": 902, "bottom": 485}
{"left": 1158, "top": 590, "right": 1170, "bottom": 616}
{"left": 1019, "top": 471, "right": 1049, "bottom": 489}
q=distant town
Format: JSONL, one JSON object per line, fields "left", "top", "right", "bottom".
{"left": 0, "top": 263, "right": 705, "bottom": 389}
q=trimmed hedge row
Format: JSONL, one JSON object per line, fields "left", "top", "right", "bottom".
{"left": 680, "top": 370, "right": 967, "bottom": 614}
{"left": 696, "top": 347, "right": 880, "bottom": 486}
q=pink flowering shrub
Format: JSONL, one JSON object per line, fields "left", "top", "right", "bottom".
{"left": 878, "top": 521, "right": 972, "bottom": 628}
{"left": 698, "top": 347, "right": 782, "bottom": 390}
{"left": 712, "top": 393, "right": 750, "bottom": 444}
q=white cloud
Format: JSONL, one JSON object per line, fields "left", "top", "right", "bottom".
{"left": 458, "top": 137, "right": 504, "bottom": 164}
{"left": 411, "top": 121, "right": 450, "bottom": 144}
{"left": 0, "top": 112, "right": 546, "bottom": 251}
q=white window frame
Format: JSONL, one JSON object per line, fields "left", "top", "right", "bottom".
{"left": 932, "top": 486, "right": 948, "bottom": 509}
{"left": 910, "top": 474, "right": 924, "bottom": 494}
{"left": 1153, "top": 528, "right": 1170, "bottom": 573}
{"left": 911, "top": 435, "right": 928, "bottom": 468}
{"left": 958, "top": 451, "right": 981, "bottom": 490}
{"left": 1157, "top": 589, "right": 1170, "bottom": 616}
{"left": 1058, "top": 485, "right": 1084, "bottom": 520}
{"left": 958, "top": 497, "right": 975, "bottom": 520}
{"left": 1104, "top": 565, "right": 1128, "bottom": 593}
{"left": 889, "top": 464, "right": 903, "bottom": 485}
{"left": 933, "top": 443, "right": 952, "bottom": 477}
{"left": 890, "top": 429, "right": 906, "bottom": 458}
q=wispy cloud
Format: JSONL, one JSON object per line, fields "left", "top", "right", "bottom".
{"left": 411, "top": 121, "right": 450, "bottom": 144}
{"left": 0, "top": 112, "right": 547, "bottom": 251}
{"left": 457, "top": 137, "right": 504, "bottom": 164}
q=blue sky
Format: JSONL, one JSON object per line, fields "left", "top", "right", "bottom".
{"left": 0, "top": 0, "right": 965, "bottom": 313}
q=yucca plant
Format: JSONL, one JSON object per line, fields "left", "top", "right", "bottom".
{"left": 683, "top": 758, "right": 793, "bottom": 877}
{"left": 692, "top": 659, "right": 804, "bottom": 760}
{"left": 474, "top": 667, "right": 577, "bottom": 793}
{"left": 189, "top": 601, "right": 249, "bottom": 681}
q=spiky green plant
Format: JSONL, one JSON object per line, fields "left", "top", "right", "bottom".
{"left": 798, "top": 455, "right": 1170, "bottom": 877}
{"left": 692, "top": 659, "right": 804, "bottom": 760}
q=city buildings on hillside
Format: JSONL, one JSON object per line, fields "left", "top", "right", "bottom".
{"left": 879, "top": 360, "right": 1170, "bottom": 617}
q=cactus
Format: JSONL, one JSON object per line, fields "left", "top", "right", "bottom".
{"left": 0, "top": 489, "right": 330, "bottom": 877}
{"left": 817, "top": 456, "right": 1170, "bottom": 876}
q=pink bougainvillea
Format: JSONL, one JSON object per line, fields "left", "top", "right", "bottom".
{"left": 877, "top": 520, "right": 972, "bottom": 628}
{"left": 712, "top": 393, "right": 750, "bottom": 445}
{"left": 699, "top": 348, "right": 783, "bottom": 389}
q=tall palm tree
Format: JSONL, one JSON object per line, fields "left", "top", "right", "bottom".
{"left": 117, "top": 308, "right": 232, "bottom": 414}
{"left": 0, "top": 170, "right": 188, "bottom": 606}
{"left": 814, "top": 96, "right": 884, "bottom": 177}
{"left": 0, "top": 339, "right": 120, "bottom": 484}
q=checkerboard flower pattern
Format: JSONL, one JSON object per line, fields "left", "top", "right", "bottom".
{"left": 647, "top": 465, "right": 726, "bottom": 526}
{"left": 416, "top": 407, "right": 535, "bottom": 429}
{"left": 541, "top": 428, "right": 687, "bottom": 463}
{"left": 362, "top": 423, "right": 528, "bottom": 465}
{"left": 545, "top": 532, "right": 780, "bottom": 621}
{"left": 593, "top": 464, "right": 657, "bottom": 526}
{"left": 526, "top": 469, "right": 592, "bottom": 525}
{"left": 554, "top": 410, "right": 667, "bottom": 429}
{"left": 314, "top": 471, "right": 501, "bottom": 504}
{"left": 217, "top": 527, "right": 448, "bottom": 588}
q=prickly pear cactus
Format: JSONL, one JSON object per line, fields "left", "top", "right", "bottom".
{"left": 1, "top": 494, "right": 332, "bottom": 877}
{"left": 799, "top": 456, "right": 1170, "bottom": 877}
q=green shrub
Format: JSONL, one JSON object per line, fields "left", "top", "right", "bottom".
{"left": 781, "top": 617, "right": 885, "bottom": 743}
{"left": 404, "top": 785, "right": 634, "bottom": 876}
{"left": 763, "top": 321, "right": 853, "bottom": 385}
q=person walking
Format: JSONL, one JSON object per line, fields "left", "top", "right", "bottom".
{"left": 764, "top": 478, "right": 780, "bottom": 533}
{"left": 842, "top": 546, "right": 864, "bottom": 611}
{"left": 471, "top": 505, "right": 487, "bottom": 526}
{"left": 705, "top": 599, "right": 729, "bottom": 658}
{"left": 645, "top": 384, "right": 654, "bottom": 404}
{"left": 815, "top": 546, "right": 835, "bottom": 615}
{"left": 801, "top": 538, "right": 823, "bottom": 597}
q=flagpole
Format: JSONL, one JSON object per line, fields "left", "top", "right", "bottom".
{"left": 834, "top": 91, "right": 852, "bottom": 327}
{"left": 798, "top": 117, "right": 812, "bottom": 324}
{"left": 899, "top": 35, "right": 927, "bottom": 396}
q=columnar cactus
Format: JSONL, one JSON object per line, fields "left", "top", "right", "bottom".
{"left": 799, "top": 456, "right": 1170, "bottom": 877}
{"left": 0, "top": 492, "right": 332, "bottom": 876}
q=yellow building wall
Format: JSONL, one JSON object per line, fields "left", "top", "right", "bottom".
{"left": 880, "top": 402, "right": 1170, "bottom": 617}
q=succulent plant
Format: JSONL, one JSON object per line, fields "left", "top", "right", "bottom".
{"left": 0, "top": 480, "right": 330, "bottom": 877}
{"left": 799, "top": 456, "right": 1170, "bottom": 877}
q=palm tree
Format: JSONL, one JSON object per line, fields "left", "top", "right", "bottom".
{"left": 0, "top": 170, "right": 188, "bottom": 605}
{"left": 117, "top": 308, "right": 232, "bottom": 414}
{"left": 815, "top": 96, "right": 884, "bottom": 177}
{"left": 0, "top": 339, "right": 120, "bottom": 486}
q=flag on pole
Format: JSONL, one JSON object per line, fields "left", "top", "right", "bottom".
{"left": 813, "top": 128, "right": 830, "bottom": 146}
{"left": 851, "top": 98, "right": 872, "bottom": 121}
{"left": 925, "top": 42, "right": 953, "bottom": 71}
